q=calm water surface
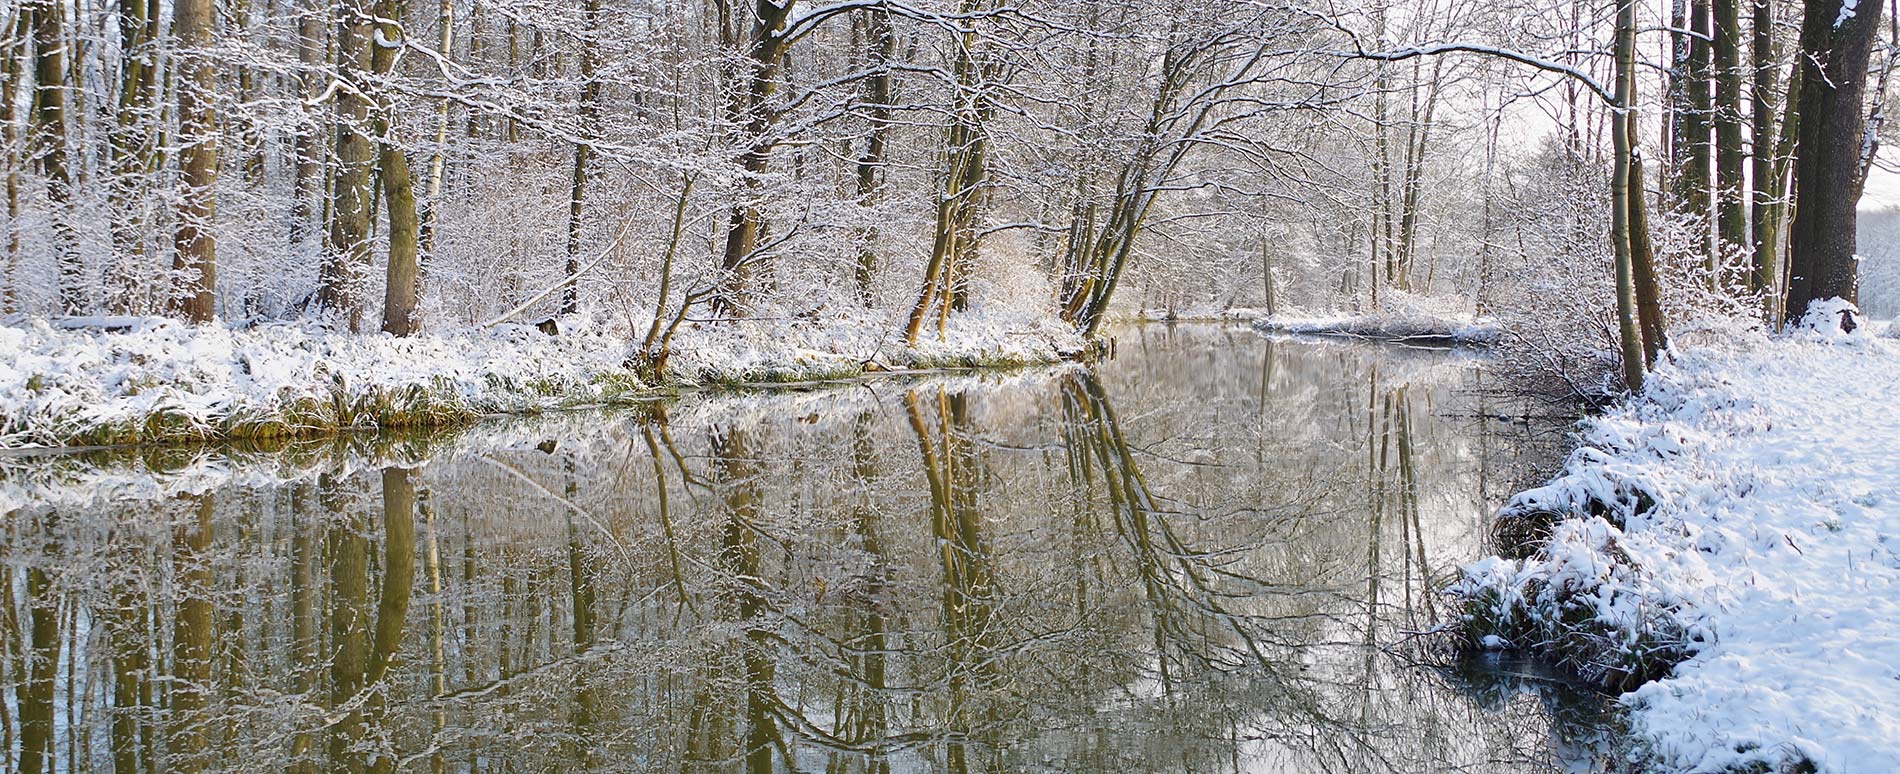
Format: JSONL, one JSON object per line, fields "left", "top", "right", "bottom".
{"left": 0, "top": 324, "right": 1611, "bottom": 772}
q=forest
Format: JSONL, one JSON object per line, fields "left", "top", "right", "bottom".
{"left": 0, "top": 0, "right": 1888, "bottom": 387}
{"left": 3, "top": 0, "right": 1900, "bottom": 772}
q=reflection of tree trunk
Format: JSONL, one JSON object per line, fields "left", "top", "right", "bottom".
{"left": 171, "top": 495, "right": 216, "bottom": 773}
{"left": 110, "top": 542, "right": 150, "bottom": 774}
{"left": 366, "top": 468, "right": 416, "bottom": 774}
{"left": 420, "top": 490, "right": 448, "bottom": 774}
{"left": 904, "top": 389, "right": 996, "bottom": 768}
{"left": 290, "top": 483, "right": 325, "bottom": 774}
{"left": 333, "top": 469, "right": 416, "bottom": 773}
{"left": 564, "top": 459, "right": 599, "bottom": 766}
{"left": 711, "top": 429, "right": 782, "bottom": 772}
{"left": 329, "top": 479, "right": 372, "bottom": 772}
{"left": 641, "top": 420, "right": 697, "bottom": 613}
{"left": 18, "top": 556, "right": 58, "bottom": 773}
{"left": 834, "top": 411, "right": 891, "bottom": 774}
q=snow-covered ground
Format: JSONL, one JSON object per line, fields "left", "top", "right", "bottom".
{"left": 1454, "top": 305, "right": 1900, "bottom": 772}
{"left": 1247, "top": 295, "right": 1499, "bottom": 346}
{"left": 0, "top": 308, "right": 1082, "bottom": 448}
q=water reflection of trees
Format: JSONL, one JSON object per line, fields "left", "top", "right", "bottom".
{"left": 0, "top": 331, "right": 1604, "bottom": 772}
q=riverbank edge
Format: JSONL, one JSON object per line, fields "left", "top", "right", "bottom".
{"left": 1250, "top": 313, "right": 1500, "bottom": 347}
{"left": 1, "top": 316, "right": 1088, "bottom": 450}
{"left": 1444, "top": 309, "right": 1900, "bottom": 773}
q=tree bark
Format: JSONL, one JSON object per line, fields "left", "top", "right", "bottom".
{"left": 1785, "top": 0, "right": 1884, "bottom": 326}
{"left": 709, "top": 0, "right": 799, "bottom": 319}
{"left": 1630, "top": 156, "right": 1669, "bottom": 365}
{"left": 562, "top": 0, "right": 604, "bottom": 316}
{"left": 1713, "top": 0, "right": 1749, "bottom": 286}
{"left": 173, "top": 0, "right": 219, "bottom": 322}
{"left": 28, "top": 0, "right": 82, "bottom": 314}
{"left": 318, "top": 2, "right": 379, "bottom": 331}
{"left": 375, "top": 0, "right": 421, "bottom": 335}
{"left": 1611, "top": 0, "right": 1647, "bottom": 392}
{"left": 106, "top": 0, "right": 157, "bottom": 312}
{"left": 852, "top": 7, "right": 895, "bottom": 307}
{"left": 1750, "top": 0, "right": 1782, "bottom": 307}
{"left": 293, "top": 0, "right": 328, "bottom": 253}
{"left": 3, "top": 9, "right": 28, "bottom": 313}
{"left": 1679, "top": 0, "right": 1714, "bottom": 267}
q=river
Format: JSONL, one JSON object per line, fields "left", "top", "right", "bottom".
{"left": 0, "top": 323, "right": 1612, "bottom": 772}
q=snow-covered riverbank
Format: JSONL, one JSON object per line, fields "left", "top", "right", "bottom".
{"left": 1453, "top": 308, "right": 1900, "bottom": 772}
{"left": 1251, "top": 311, "right": 1500, "bottom": 346}
{"left": 0, "top": 310, "right": 1082, "bottom": 448}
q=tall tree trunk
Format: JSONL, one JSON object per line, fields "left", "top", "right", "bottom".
{"left": 1713, "top": 0, "right": 1749, "bottom": 286}
{"left": 1397, "top": 60, "right": 1445, "bottom": 288}
{"left": 562, "top": 0, "right": 604, "bottom": 317}
{"left": 1785, "top": 0, "right": 1884, "bottom": 326}
{"left": 293, "top": 1, "right": 328, "bottom": 253}
{"left": 319, "top": 2, "right": 378, "bottom": 331}
{"left": 1680, "top": 0, "right": 1714, "bottom": 268}
{"left": 1611, "top": 0, "right": 1647, "bottom": 392}
{"left": 1750, "top": 0, "right": 1782, "bottom": 308}
{"left": 173, "top": 0, "right": 219, "bottom": 322}
{"left": 375, "top": 0, "right": 421, "bottom": 335}
{"left": 106, "top": 0, "right": 156, "bottom": 312}
{"left": 709, "top": 0, "right": 798, "bottom": 319}
{"left": 852, "top": 7, "right": 894, "bottom": 307}
{"left": 418, "top": 0, "right": 454, "bottom": 278}
{"left": 1630, "top": 156, "right": 1669, "bottom": 365}
{"left": 3, "top": 9, "right": 27, "bottom": 313}
{"left": 29, "top": 0, "right": 82, "bottom": 314}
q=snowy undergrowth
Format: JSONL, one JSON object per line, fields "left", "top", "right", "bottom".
{"left": 1250, "top": 293, "right": 1499, "bottom": 346}
{"left": 1452, "top": 302, "right": 1900, "bottom": 773}
{"left": 0, "top": 308, "right": 1082, "bottom": 448}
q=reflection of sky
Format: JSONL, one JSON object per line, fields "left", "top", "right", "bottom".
{"left": 1864, "top": 160, "right": 1900, "bottom": 211}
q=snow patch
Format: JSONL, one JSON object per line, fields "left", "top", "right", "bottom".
{"left": 1454, "top": 311, "right": 1900, "bottom": 772}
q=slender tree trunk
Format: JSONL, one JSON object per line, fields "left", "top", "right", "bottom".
{"left": 1630, "top": 156, "right": 1669, "bottom": 365}
{"left": 375, "top": 0, "right": 421, "bottom": 335}
{"left": 1397, "top": 60, "right": 1445, "bottom": 287}
{"left": 1681, "top": 0, "right": 1714, "bottom": 267}
{"left": 3, "top": 9, "right": 27, "bottom": 313}
{"left": 1785, "top": 0, "right": 1884, "bottom": 326}
{"left": 29, "top": 0, "right": 82, "bottom": 314}
{"left": 1750, "top": 0, "right": 1781, "bottom": 308}
{"left": 173, "top": 0, "right": 219, "bottom": 322}
{"left": 1713, "top": 0, "right": 1748, "bottom": 285}
{"left": 852, "top": 7, "right": 894, "bottom": 307}
{"left": 1611, "top": 0, "right": 1647, "bottom": 392}
{"left": 293, "top": 1, "right": 327, "bottom": 253}
{"left": 418, "top": 0, "right": 454, "bottom": 279}
{"left": 170, "top": 496, "right": 216, "bottom": 773}
{"left": 106, "top": 0, "right": 156, "bottom": 312}
{"left": 562, "top": 0, "right": 603, "bottom": 316}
